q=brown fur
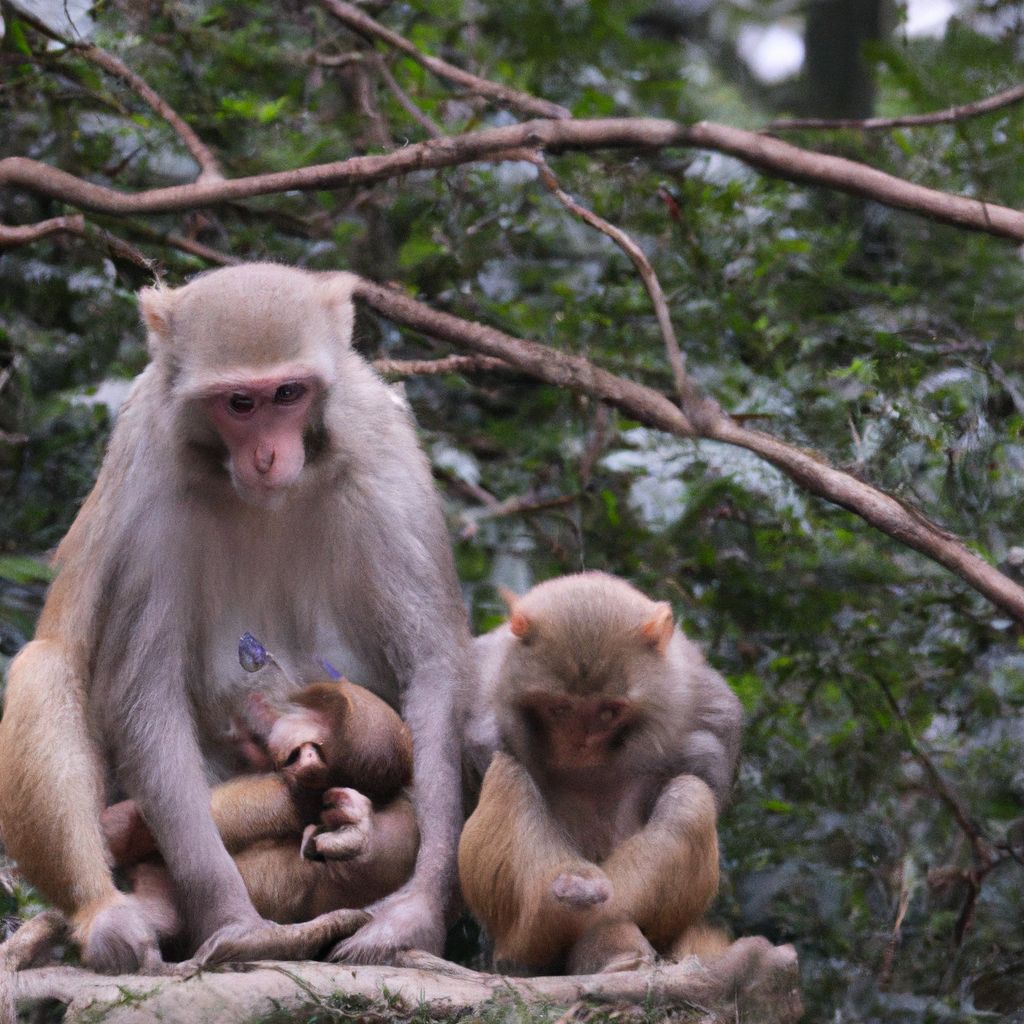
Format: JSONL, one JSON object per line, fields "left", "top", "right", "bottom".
{"left": 0, "top": 265, "right": 472, "bottom": 970}
{"left": 102, "top": 679, "right": 419, "bottom": 941}
{"left": 460, "top": 572, "right": 742, "bottom": 973}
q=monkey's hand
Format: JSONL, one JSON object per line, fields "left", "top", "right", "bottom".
{"left": 328, "top": 886, "right": 445, "bottom": 964}
{"left": 551, "top": 867, "right": 613, "bottom": 909}
{"left": 191, "top": 908, "right": 370, "bottom": 967}
{"left": 100, "top": 800, "right": 158, "bottom": 867}
{"left": 300, "top": 787, "right": 373, "bottom": 861}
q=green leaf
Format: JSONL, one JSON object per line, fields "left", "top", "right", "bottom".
{"left": 0, "top": 556, "right": 53, "bottom": 585}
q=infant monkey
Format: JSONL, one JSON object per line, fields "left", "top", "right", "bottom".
{"left": 460, "top": 572, "right": 742, "bottom": 974}
{"left": 104, "top": 680, "right": 419, "bottom": 939}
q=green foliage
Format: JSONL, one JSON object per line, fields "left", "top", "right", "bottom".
{"left": 3, "top": 2, "right": 1024, "bottom": 1021}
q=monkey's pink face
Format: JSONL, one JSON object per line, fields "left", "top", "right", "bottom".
{"left": 206, "top": 377, "right": 318, "bottom": 497}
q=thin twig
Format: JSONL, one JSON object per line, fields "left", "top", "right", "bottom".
{"left": 0, "top": 215, "right": 85, "bottom": 248}
{"left": 74, "top": 45, "right": 223, "bottom": 181}
{"left": 373, "top": 56, "right": 443, "bottom": 138}
{"left": 10, "top": 5, "right": 222, "bottom": 181}
{"left": 459, "top": 492, "right": 577, "bottom": 539}
{"left": 531, "top": 156, "right": 717, "bottom": 425}
{"left": 769, "top": 83, "right": 1024, "bottom": 132}
{"left": 319, "top": 0, "right": 570, "bottom": 120}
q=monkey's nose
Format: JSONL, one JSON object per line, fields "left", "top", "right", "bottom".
{"left": 254, "top": 445, "right": 276, "bottom": 474}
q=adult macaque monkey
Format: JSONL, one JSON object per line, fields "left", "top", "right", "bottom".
{"left": 460, "top": 572, "right": 742, "bottom": 974}
{"left": 0, "top": 265, "right": 472, "bottom": 972}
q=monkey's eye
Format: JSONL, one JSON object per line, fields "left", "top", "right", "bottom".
{"left": 597, "top": 702, "right": 624, "bottom": 724}
{"left": 274, "top": 382, "right": 307, "bottom": 405}
{"left": 228, "top": 393, "right": 256, "bottom": 415}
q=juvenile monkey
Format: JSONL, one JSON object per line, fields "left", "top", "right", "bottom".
{"left": 460, "top": 572, "right": 742, "bottom": 974}
{"left": 104, "top": 679, "right": 419, "bottom": 932}
{"left": 0, "top": 265, "right": 473, "bottom": 970}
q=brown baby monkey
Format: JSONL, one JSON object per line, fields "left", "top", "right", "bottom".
{"left": 104, "top": 678, "right": 418, "bottom": 941}
{"left": 460, "top": 572, "right": 742, "bottom": 974}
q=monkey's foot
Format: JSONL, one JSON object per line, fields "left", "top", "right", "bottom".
{"left": 551, "top": 870, "right": 613, "bottom": 909}
{"left": 300, "top": 822, "right": 367, "bottom": 861}
{"left": 301, "top": 788, "right": 372, "bottom": 861}
{"left": 191, "top": 909, "right": 370, "bottom": 967}
{"left": 566, "top": 920, "right": 655, "bottom": 975}
{"left": 329, "top": 888, "right": 444, "bottom": 964}
{"left": 73, "top": 893, "right": 163, "bottom": 974}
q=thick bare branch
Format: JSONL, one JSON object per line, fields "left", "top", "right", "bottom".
{"left": 769, "top": 83, "right": 1024, "bottom": 131}
{"left": 352, "top": 277, "right": 1024, "bottom": 624}
{"left": 373, "top": 354, "right": 516, "bottom": 376}
{"left": 319, "top": 0, "right": 571, "bottom": 121}
{"left": 6, "top": 117, "right": 1024, "bottom": 242}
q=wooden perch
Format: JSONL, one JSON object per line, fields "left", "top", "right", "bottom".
{"left": 6, "top": 938, "right": 801, "bottom": 1024}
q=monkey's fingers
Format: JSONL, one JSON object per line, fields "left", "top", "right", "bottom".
{"left": 191, "top": 909, "right": 370, "bottom": 966}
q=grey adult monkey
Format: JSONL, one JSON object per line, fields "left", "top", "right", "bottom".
{"left": 0, "top": 264, "right": 473, "bottom": 970}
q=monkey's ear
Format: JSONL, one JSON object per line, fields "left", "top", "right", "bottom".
{"left": 639, "top": 602, "right": 674, "bottom": 653}
{"left": 320, "top": 272, "right": 358, "bottom": 347}
{"left": 499, "top": 588, "right": 533, "bottom": 641}
{"left": 138, "top": 285, "right": 174, "bottom": 350}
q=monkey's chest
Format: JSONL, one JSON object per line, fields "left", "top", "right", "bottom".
{"left": 550, "top": 777, "right": 654, "bottom": 862}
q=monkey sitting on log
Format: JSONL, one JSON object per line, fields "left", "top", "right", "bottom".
{"left": 460, "top": 572, "right": 742, "bottom": 975}
{"left": 102, "top": 678, "right": 419, "bottom": 943}
{"left": 0, "top": 264, "right": 473, "bottom": 970}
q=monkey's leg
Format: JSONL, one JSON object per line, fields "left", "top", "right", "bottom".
{"left": 210, "top": 774, "right": 304, "bottom": 853}
{"left": 457, "top": 753, "right": 610, "bottom": 971}
{"left": 0, "top": 641, "right": 160, "bottom": 973}
{"left": 600, "top": 774, "right": 720, "bottom": 953}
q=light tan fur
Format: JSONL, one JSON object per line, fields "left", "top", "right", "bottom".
{"left": 460, "top": 572, "right": 742, "bottom": 974}
{"left": 0, "top": 264, "right": 473, "bottom": 970}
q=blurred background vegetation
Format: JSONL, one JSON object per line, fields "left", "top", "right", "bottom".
{"left": 3, "top": 0, "right": 1024, "bottom": 1019}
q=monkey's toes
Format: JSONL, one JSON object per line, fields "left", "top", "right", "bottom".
{"left": 192, "top": 910, "right": 370, "bottom": 966}
{"left": 551, "top": 872, "right": 613, "bottom": 908}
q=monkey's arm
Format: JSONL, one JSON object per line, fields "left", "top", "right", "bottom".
{"left": 210, "top": 774, "right": 304, "bottom": 853}
{"left": 458, "top": 753, "right": 609, "bottom": 968}
{"left": 600, "top": 774, "right": 720, "bottom": 950}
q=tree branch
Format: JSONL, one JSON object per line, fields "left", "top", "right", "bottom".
{"left": 5, "top": 117, "right": 1024, "bottom": 242}
{"left": 9, "top": 4, "right": 222, "bottom": 181}
{"left": 768, "top": 83, "right": 1024, "bottom": 131}
{"left": 74, "top": 45, "right": 223, "bottom": 181}
{"left": 373, "top": 354, "right": 516, "bottom": 376}
{"left": 0, "top": 215, "right": 85, "bottom": 248}
{"left": 352, "top": 277, "right": 1024, "bottom": 623}
{"left": 531, "top": 156, "right": 718, "bottom": 426}
{"left": 319, "top": 0, "right": 571, "bottom": 121}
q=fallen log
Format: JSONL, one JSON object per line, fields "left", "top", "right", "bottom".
{"left": 7, "top": 937, "right": 800, "bottom": 1024}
